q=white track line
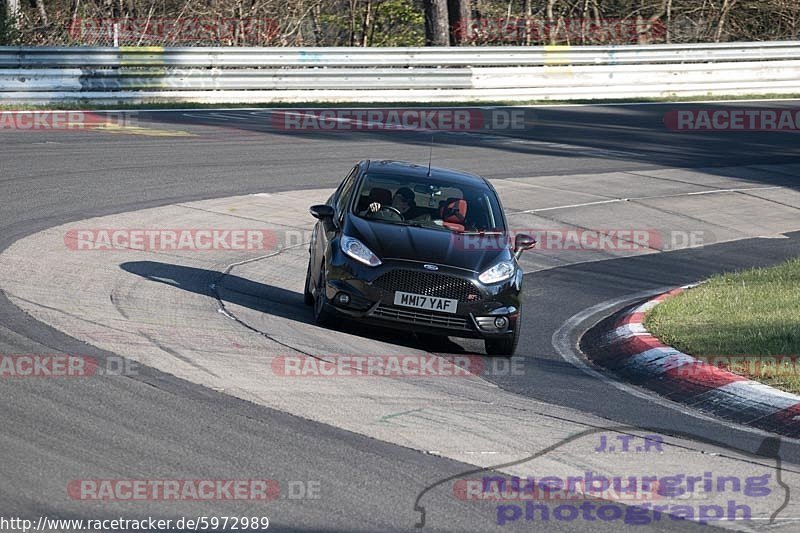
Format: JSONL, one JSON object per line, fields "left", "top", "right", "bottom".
{"left": 511, "top": 186, "right": 783, "bottom": 215}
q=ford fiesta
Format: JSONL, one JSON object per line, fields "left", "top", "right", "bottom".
{"left": 304, "top": 160, "right": 536, "bottom": 356}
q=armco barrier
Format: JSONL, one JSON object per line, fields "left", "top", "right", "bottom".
{"left": 0, "top": 42, "right": 799, "bottom": 103}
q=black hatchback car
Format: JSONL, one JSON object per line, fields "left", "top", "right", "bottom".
{"left": 304, "top": 160, "right": 535, "bottom": 356}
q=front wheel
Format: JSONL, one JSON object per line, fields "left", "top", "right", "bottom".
{"left": 303, "top": 254, "right": 314, "bottom": 306}
{"left": 313, "top": 263, "right": 335, "bottom": 327}
{"left": 484, "top": 314, "right": 521, "bottom": 357}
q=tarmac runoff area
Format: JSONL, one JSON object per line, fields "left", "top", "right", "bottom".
{"left": 2, "top": 164, "right": 800, "bottom": 528}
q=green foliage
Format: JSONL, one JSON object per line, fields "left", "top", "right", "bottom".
{"left": 0, "top": 5, "right": 19, "bottom": 45}
{"left": 370, "top": 0, "right": 425, "bottom": 46}
{"left": 317, "top": 12, "right": 351, "bottom": 46}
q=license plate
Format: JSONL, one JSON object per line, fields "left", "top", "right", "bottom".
{"left": 394, "top": 291, "right": 458, "bottom": 314}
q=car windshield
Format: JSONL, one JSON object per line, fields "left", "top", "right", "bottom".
{"left": 352, "top": 173, "right": 506, "bottom": 233}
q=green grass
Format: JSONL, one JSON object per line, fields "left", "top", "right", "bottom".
{"left": 2, "top": 93, "right": 800, "bottom": 111}
{"left": 645, "top": 258, "right": 800, "bottom": 393}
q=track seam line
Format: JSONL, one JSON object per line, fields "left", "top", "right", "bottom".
{"left": 210, "top": 242, "right": 324, "bottom": 359}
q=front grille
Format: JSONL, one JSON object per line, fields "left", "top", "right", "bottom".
{"left": 372, "top": 269, "right": 482, "bottom": 302}
{"left": 372, "top": 304, "right": 471, "bottom": 330}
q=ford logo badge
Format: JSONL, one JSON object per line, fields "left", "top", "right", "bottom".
{"left": 424, "top": 264, "right": 439, "bottom": 271}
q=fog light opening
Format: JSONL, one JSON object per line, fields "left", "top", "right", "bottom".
{"left": 335, "top": 292, "right": 351, "bottom": 306}
{"left": 494, "top": 316, "right": 508, "bottom": 329}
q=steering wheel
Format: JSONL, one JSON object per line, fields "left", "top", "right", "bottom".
{"left": 374, "top": 205, "right": 403, "bottom": 221}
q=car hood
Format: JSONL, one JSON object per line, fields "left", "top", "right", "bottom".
{"left": 346, "top": 215, "right": 508, "bottom": 273}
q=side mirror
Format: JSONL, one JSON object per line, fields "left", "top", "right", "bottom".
{"left": 309, "top": 204, "right": 335, "bottom": 220}
{"left": 514, "top": 233, "right": 536, "bottom": 258}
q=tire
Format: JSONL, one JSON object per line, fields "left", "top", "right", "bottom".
{"left": 303, "top": 254, "right": 314, "bottom": 306}
{"left": 484, "top": 313, "right": 521, "bottom": 357}
{"left": 313, "top": 263, "right": 334, "bottom": 326}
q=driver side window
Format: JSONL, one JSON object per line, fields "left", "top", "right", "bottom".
{"left": 335, "top": 166, "right": 359, "bottom": 222}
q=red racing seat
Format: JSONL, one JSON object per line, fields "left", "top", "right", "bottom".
{"left": 440, "top": 198, "right": 467, "bottom": 232}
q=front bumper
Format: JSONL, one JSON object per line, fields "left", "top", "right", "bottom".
{"left": 321, "top": 255, "right": 523, "bottom": 339}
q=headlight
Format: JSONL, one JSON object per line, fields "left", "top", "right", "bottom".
{"left": 341, "top": 236, "right": 382, "bottom": 267}
{"left": 478, "top": 260, "right": 515, "bottom": 284}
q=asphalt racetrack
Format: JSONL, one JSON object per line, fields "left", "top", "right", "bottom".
{"left": 1, "top": 102, "right": 799, "bottom": 532}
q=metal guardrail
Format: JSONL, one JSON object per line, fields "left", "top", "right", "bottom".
{"left": 1, "top": 41, "right": 799, "bottom": 103}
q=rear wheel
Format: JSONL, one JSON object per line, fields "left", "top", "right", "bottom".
{"left": 484, "top": 313, "right": 521, "bottom": 357}
{"left": 313, "top": 263, "right": 334, "bottom": 326}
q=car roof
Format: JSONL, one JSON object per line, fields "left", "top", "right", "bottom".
{"left": 363, "top": 160, "right": 490, "bottom": 188}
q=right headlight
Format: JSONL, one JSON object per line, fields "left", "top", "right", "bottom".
{"left": 341, "top": 236, "right": 382, "bottom": 267}
{"left": 478, "top": 260, "right": 516, "bottom": 284}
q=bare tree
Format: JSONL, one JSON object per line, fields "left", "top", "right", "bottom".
{"left": 34, "top": 0, "right": 48, "bottom": 26}
{"left": 665, "top": 0, "right": 672, "bottom": 42}
{"left": 3, "top": 0, "right": 799, "bottom": 47}
{"left": 715, "top": 0, "right": 736, "bottom": 42}
{"left": 5, "top": 0, "right": 20, "bottom": 23}
{"left": 361, "top": 0, "right": 372, "bottom": 46}
{"left": 424, "top": 0, "right": 449, "bottom": 45}
{"left": 546, "top": 0, "right": 557, "bottom": 45}
{"left": 70, "top": 0, "right": 81, "bottom": 27}
{"left": 523, "top": 0, "right": 533, "bottom": 45}
{"left": 447, "top": 0, "right": 470, "bottom": 45}
{"left": 309, "top": 0, "right": 323, "bottom": 45}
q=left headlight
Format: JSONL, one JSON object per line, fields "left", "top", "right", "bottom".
{"left": 478, "top": 260, "right": 516, "bottom": 284}
{"left": 341, "top": 236, "right": 382, "bottom": 267}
